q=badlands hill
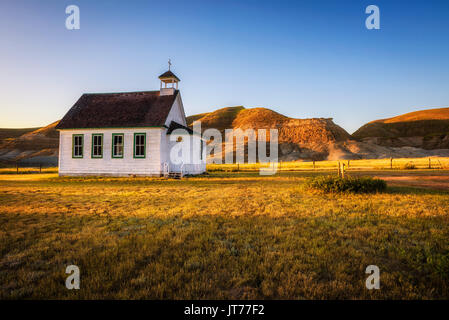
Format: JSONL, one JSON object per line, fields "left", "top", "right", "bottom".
{"left": 1, "top": 106, "right": 449, "bottom": 166}
{"left": 186, "top": 106, "right": 449, "bottom": 161}
{"left": 186, "top": 106, "right": 355, "bottom": 160}
{"left": 353, "top": 107, "right": 449, "bottom": 149}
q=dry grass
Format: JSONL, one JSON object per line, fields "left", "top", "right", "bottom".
{"left": 207, "top": 157, "right": 449, "bottom": 171}
{"left": 0, "top": 128, "right": 39, "bottom": 143}
{"left": 0, "top": 167, "right": 58, "bottom": 174}
{"left": 374, "top": 107, "right": 449, "bottom": 123}
{"left": 0, "top": 170, "right": 448, "bottom": 299}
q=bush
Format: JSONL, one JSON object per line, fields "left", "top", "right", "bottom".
{"left": 304, "top": 176, "right": 387, "bottom": 193}
{"left": 401, "top": 162, "right": 416, "bottom": 170}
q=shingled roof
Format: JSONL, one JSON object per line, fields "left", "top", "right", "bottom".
{"left": 158, "top": 70, "right": 180, "bottom": 81}
{"left": 56, "top": 90, "right": 179, "bottom": 129}
{"left": 166, "top": 121, "right": 195, "bottom": 135}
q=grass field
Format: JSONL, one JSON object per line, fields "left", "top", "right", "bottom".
{"left": 0, "top": 166, "right": 449, "bottom": 299}
{"left": 207, "top": 157, "right": 449, "bottom": 171}
{"left": 0, "top": 167, "right": 58, "bottom": 174}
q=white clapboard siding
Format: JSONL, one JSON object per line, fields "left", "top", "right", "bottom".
{"left": 162, "top": 132, "right": 206, "bottom": 174}
{"left": 164, "top": 94, "right": 187, "bottom": 126}
{"left": 160, "top": 94, "right": 206, "bottom": 174}
{"left": 58, "top": 91, "right": 206, "bottom": 176}
{"left": 59, "top": 128, "right": 163, "bottom": 176}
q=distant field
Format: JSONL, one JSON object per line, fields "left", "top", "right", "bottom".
{"left": 0, "top": 169, "right": 448, "bottom": 299}
{"left": 207, "top": 157, "right": 449, "bottom": 171}
{"left": 0, "top": 167, "right": 58, "bottom": 174}
{"left": 1, "top": 156, "right": 448, "bottom": 174}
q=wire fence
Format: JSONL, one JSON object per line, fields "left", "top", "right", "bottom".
{"left": 207, "top": 157, "right": 449, "bottom": 172}
{"left": 2, "top": 157, "right": 449, "bottom": 174}
{"left": 0, "top": 163, "right": 58, "bottom": 174}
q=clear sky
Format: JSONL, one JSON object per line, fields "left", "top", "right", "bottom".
{"left": 0, "top": 0, "right": 448, "bottom": 133}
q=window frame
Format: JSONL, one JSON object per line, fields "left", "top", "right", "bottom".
{"left": 91, "top": 133, "right": 104, "bottom": 159}
{"left": 200, "top": 139, "right": 203, "bottom": 160}
{"left": 111, "top": 133, "right": 124, "bottom": 159}
{"left": 133, "top": 133, "right": 146, "bottom": 159}
{"left": 72, "top": 134, "right": 84, "bottom": 158}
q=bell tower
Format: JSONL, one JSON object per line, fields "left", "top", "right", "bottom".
{"left": 159, "top": 59, "right": 180, "bottom": 96}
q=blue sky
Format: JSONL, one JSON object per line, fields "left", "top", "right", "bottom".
{"left": 0, "top": 0, "right": 448, "bottom": 133}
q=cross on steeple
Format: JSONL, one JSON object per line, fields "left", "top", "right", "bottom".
{"left": 158, "top": 62, "right": 180, "bottom": 95}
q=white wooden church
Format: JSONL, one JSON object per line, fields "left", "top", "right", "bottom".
{"left": 56, "top": 67, "right": 206, "bottom": 177}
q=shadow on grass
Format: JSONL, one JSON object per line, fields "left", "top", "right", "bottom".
{"left": 385, "top": 185, "right": 449, "bottom": 196}
{"left": 5, "top": 170, "right": 448, "bottom": 195}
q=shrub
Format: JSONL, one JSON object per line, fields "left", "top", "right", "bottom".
{"left": 401, "top": 162, "right": 416, "bottom": 170}
{"left": 304, "top": 176, "right": 387, "bottom": 193}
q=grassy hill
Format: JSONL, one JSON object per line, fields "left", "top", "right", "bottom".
{"left": 376, "top": 107, "right": 449, "bottom": 123}
{"left": 0, "top": 121, "right": 59, "bottom": 150}
{"left": 0, "top": 121, "right": 59, "bottom": 166}
{"left": 0, "top": 127, "right": 40, "bottom": 143}
{"left": 353, "top": 107, "right": 449, "bottom": 149}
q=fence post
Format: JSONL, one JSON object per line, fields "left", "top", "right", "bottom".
{"left": 337, "top": 161, "right": 341, "bottom": 178}
{"left": 347, "top": 160, "right": 350, "bottom": 168}
{"left": 428, "top": 158, "right": 431, "bottom": 169}
{"left": 390, "top": 158, "right": 393, "bottom": 169}
{"left": 313, "top": 160, "right": 315, "bottom": 170}
{"left": 16, "top": 162, "right": 19, "bottom": 174}
{"left": 341, "top": 163, "right": 345, "bottom": 179}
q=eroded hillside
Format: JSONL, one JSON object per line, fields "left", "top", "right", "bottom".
{"left": 353, "top": 107, "right": 449, "bottom": 149}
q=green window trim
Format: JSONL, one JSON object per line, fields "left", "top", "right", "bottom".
{"left": 200, "top": 140, "right": 203, "bottom": 160}
{"left": 111, "top": 133, "right": 124, "bottom": 159}
{"left": 133, "top": 133, "right": 146, "bottom": 158}
{"left": 72, "top": 134, "right": 84, "bottom": 158}
{"left": 91, "top": 134, "right": 104, "bottom": 158}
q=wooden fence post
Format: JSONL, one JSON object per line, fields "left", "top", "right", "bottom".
{"left": 390, "top": 158, "right": 393, "bottom": 169}
{"left": 16, "top": 162, "right": 18, "bottom": 174}
{"left": 341, "top": 163, "right": 345, "bottom": 179}
{"left": 313, "top": 160, "right": 315, "bottom": 170}
{"left": 337, "top": 161, "right": 341, "bottom": 178}
{"left": 428, "top": 158, "right": 431, "bottom": 169}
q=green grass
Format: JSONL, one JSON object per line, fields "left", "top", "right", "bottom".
{"left": 0, "top": 170, "right": 448, "bottom": 299}
{"left": 304, "top": 176, "right": 387, "bottom": 193}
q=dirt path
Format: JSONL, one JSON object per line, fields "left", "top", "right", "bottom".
{"left": 376, "top": 175, "right": 449, "bottom": 190}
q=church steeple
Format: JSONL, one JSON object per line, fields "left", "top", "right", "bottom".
{"left": 159, "top": 59, "right": 180, "bottom": 96}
